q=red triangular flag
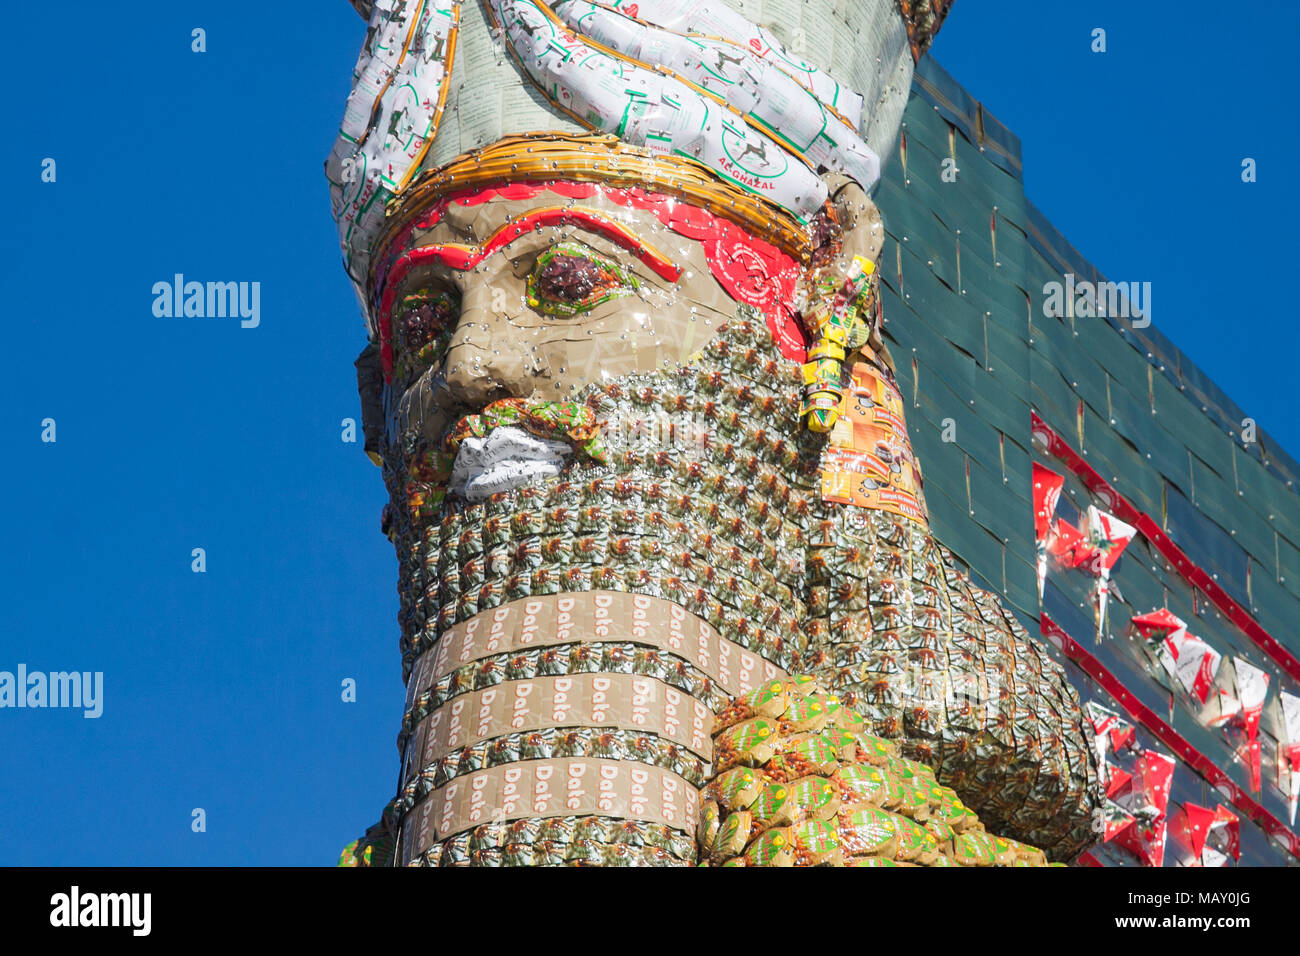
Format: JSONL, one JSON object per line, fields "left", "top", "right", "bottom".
{"left": 1033, "top": 463, "right": 1065, "bottom": 540}
{"left": 1105, "top": 766, "right": 1133, "bottom": 799}
{"left": 1049, "top": 519, "right": 1095, "bottom": 568}
{"left": 1177, "top": 802, "right": 1219, "bottom": 860}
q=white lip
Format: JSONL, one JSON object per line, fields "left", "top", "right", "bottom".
{"left": 448, "top": 425, "right": 573, "bottom": 501}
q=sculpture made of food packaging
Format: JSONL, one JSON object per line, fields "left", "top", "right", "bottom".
{"left": 698, "top": 675, "right": 1053, "bottom": 866}
{"left": 798, "top": 254, "right": 877, "bottom": 433}
{"left": 328, "top": 0, "right": 1099, "bottom": 867}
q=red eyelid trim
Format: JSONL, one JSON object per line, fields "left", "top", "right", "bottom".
{"left": 377, "top": 207, "right": 682, "bottom": 382}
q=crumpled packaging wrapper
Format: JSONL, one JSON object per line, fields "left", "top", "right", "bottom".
{"left": 380, "top": 318, "right": 1097, "bottom": 864}
{"left": 698, "top": 674, "right": 1056, "bottom": 866}
{"left": 897, "top": 1, "right": 956, "bottom": 61}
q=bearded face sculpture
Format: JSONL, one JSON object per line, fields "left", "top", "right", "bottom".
{"left": 331, "top": 0, "right": 1098, "bottom": 867}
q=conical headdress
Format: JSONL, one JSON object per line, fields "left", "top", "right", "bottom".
{"left": 327, "top": 0, "right": 952, "bottom": 335}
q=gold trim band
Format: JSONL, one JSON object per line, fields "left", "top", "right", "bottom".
{"left": 369, "top": 132, "right": 818, "bottom": 297}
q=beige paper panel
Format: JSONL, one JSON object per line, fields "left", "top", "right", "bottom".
{"left": 401, "top": 758, "right": 701, "bottom": 861}
{"left": 414, "top": 591, "right": 786, "bottom": 699}
{"left": 403, "top": 673, "right": 714, "bottom": 786}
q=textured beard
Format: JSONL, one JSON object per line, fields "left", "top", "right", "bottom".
{"left": 384, "top": 306, "right": 822, "bottom": 679}
{"left": 380, "top": 308, "right": 1099, "bottom": 863}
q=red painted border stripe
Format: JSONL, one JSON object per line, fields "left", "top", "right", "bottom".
{"left": 1031, "top": 411, "right": 1300, "bottom": 686}
{"left": 377, "top": 207, "right": 683, "bottom": 381}
{"left": 1041, "top": 613, "right": 1300, "bottom": 860}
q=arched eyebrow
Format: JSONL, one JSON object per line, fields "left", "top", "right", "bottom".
{"left": 377, "top": 206, "right": 682, "bottom": 381}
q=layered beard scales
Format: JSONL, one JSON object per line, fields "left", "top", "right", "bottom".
{"left": 379, "top": 311, "right": 1099, "bottom": 865}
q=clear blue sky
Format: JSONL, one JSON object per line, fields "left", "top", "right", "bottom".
{"left": 2, "top": 1, "right": 1295, "bottom": 865}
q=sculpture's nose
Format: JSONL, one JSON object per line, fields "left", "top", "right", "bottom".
{"left": 441, "top": 269, "right": 539, "bottom": 409}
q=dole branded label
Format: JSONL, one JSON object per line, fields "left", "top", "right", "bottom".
{"left": 566, "top": 762, "right": 588, "bottom": 810}
{"left": 594, "top": 593, "right": 613, "bottom": 639}
{"left": 738, "top": 650, "right": 759, "bottom": 693}
{"left": 502, "top": 766, "right": 524, "bottom": 815}
{"left": 439, "top": 781, "right": 460, "bottom": 834}
{"left": 661, "top": 774, "right": 681, "bottom": 823}
{"left": 667, "top": 603, "right": 686, "bottom": 651}
{"left": 460, "top": 617, "right": 482, "bottom": 662}
{"left": 556, "top": 596, "right": 577, "bottom": 641}
{"left": 552, "top": 677, "right": 572, "bottom": 723}
{"left": 598, "top": 763, "right": 619, "bottom": 811}
{"left": 434, "top": 625, "right": 454, "bottom": 675}
{"left": 591, "top": 676, "right": 610, "bottom": 722}
{"left": 520, "top": 599, "right": 545, "bottom": 644}
{"left": 664, "top": 693, "right": 679, "bottom": 737}
{"left": 468, "top": 771, "right": 489, "bottom": 822}
{"left": 630, "top": 766, "right": 649, "bottom": 816}
{"left": 631, "top": 677, "right": 652, "bottom": 726}
{"left": 446, "top": 696, "right": 468, "bottom": 749}
{"left": 717, "top": 640, "right": 733, "bottom": 688}
{"left": 487, "top": 606, "right": 512, "bottom": 651}
{"left": 511, "top": 681, "right": 534, "bottom": 729}
{"left": 477, "top": 688, "right": 498, "bottom": 738}
{"left": 632, "top": 594, "right": 652, "bottom": 640}
{"left": 534, "top": 764, "right": 555, "bottom": 813}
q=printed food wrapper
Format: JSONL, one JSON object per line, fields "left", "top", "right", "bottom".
{"left": 402, "top": 757, "right": 701, "bottom": 861}
{"left": 1106, "top": 749, "right": 1174, "bottom": 866}
{"left": 1083, "top": 505, "right": 1135, "bottom": 638}
{"left": 1176, "top": 803, "right": 1239, "bottom": 867}
{"left": 1200, "top": 657, "right": 1269, "bottom": 793}
{"left": 551, "top": 1, "right": 881, "bottom": 190}
{"left": 327, "top": 0, "right": 461, "bottom": 294}
{"left": 704, "top": 767, "right": 764, "bottom": 812}
{"left": 1230, "top": 657, "right": 1270, "bottom": 791}
{"left": 1153, "top": 626, "right": 1222, "bottom": 705}
{"left": 1097, "top": 799, "right": 1137, "bottom": 843}
{"left": 490, "top": 0, "right": 831, "bottom": 221}
{"left": 402, "top": 672, "right": 713, "bottom": 782}
{"left": 449, "top": 425, "right": 572, "bottom": 499}
{"left": 1270, "top": 691, "right": 1300, "bottom": 825}
{"left": 1032, "top": 463, "right": 1065, "bottom": 601}
{"left": 1047, "top": 518, "right": 1094, "bottom": 569}
{"left": 1084, "top": 700, "right": 1135, "bottom": 786}
{"left": 417, "top": 591, "right": 783, "bottom": 700}
{"left": 604, "top": 0, "right": 865, "bottom": 129}
{"left": 698, "top": 674, "right": 1056, "bottom": 867}
{"left": 819, "top": 361, "right": 926, "bottom": 523}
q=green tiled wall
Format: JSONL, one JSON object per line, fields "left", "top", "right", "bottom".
{"left": 878, "top": 57, "right": 1300, "bottom": 865}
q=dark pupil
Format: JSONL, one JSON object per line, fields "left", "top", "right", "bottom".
{"left": 402, "top": 299, "right": 453, "bottom": 349}
{"left": 536, "top": 254, "right": 608, "bottom": 301}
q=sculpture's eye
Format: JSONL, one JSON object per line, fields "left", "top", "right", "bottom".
{"left": 394, "top": 286, "right": 459, "bottom": 382}
{"left": 527, "top": 240, "right": 639, "bottom": 316}
{"left": 399, "top": 286, "right": 459, "bottom": 352}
